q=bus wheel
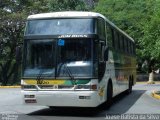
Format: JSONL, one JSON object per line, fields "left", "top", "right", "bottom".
{"left": 49, "top": 106, "right": 54, "bottom": 109}
{"left": 127, "top": 78, "right": 132, "bottom": 94}
{"left": 106, "top": 81, "right": 113, "bottom": 108}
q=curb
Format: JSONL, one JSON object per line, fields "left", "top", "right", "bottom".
{"left": 151, "top": 90, "right": 160, "bottom": 100}
{"left": 0, "top": 86, "right": 21, "bottom": 88}
{"left": 136, "top": 81, "right": 160, "bottom": 84}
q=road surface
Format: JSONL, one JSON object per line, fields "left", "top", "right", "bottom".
{"left": 0, "top": 83, "right": 160, "bottom": 120}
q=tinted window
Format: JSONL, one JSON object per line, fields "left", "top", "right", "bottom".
{"left": 97, "top": 18, "right": 105, "bottom": 40}
{"left": 23, "top": 40, "right": 56, "bottom": 77}
{"left": 106, "top": 25, "right": 113, "bottom": 47}
{"left": 120, "top": 35, "right": 124, "bottom": 51}
{"left": 57, "top": 39, "right": 94, "bottom": 78}
{"left": 26, "top": 19, "right": 94, "bottom": 35}
{"left": 114, "top": 31, "right": 119, "bottom": 49}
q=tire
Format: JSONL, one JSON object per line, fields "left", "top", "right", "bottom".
{"left": 49, "top": 106, "right": 54, "bottom": 109}
{"left": 127, "top": 78, "right": 132, "bottom": 94}
{"left": 98, "top": 81, "right": 113, "bottom": 110}
{"left": 106, "top": 81, "right": 113, "bottom": 108}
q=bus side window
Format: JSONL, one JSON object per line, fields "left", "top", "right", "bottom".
{"left": 117, "top": 33, "right": 120, "bottom": 50}
{"left": 111, "top": 29, "right": 115, "bottom": 48}
{"left": 124, "top": 38, "right": 127, "bottom": 53}
{"left": 97, "top": 18, "right": 106, "bottom": 41}
{"left": 133, "top": 44, "right": 136, "bottom": 55}
{"left": 129, "top": 41, "right": 131, "bottom": 54}
{"left": 131, "top": 41, "right": 134, "bottom": 55}
{"left": 126, "top": 39, "right": 129, "bottom": 53}
{"left": 120, "top": 35, "right": 124, "bottom": 52}
{"left": 114, "top": 31, "right": 119, "bottom": 50}
{"left": 106, "top": 25, "right": 113, "bottom": 47}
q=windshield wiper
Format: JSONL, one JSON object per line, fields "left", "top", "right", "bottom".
{"left": 57, "top": 63, "right": 75, "bottom": 81}
{"left": 64, "top": 64, "right": 74, "bottom": 80}
{"left": 36, "top": 69, "right": 45, "bottom": 81}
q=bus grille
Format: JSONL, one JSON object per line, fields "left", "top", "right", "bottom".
{"left": 38, "top": 85, "right": 74, "bottom": 90}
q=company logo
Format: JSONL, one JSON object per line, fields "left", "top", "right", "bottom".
{"left": 37, "top": 80, "right": 49, "bottom": 85}
{"left": 58, "top": 34, "right": 88, "bottom": 38}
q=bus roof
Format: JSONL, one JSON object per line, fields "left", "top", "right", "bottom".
{"left": 27, "top": 11, "right": 134, "bottom": 42}
{"left": 27, "top": 11, "right": 106, "bottom": 19}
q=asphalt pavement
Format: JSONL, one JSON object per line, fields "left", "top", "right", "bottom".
{"left": 0, "top": 83, "right": 160, "bottom": 120}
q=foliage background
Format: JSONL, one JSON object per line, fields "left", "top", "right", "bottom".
{"left": 0, "top": 0, "right": 160, "bottom": 85}
{"left": 94, "top": 0, "right": 160, "bottom": 73}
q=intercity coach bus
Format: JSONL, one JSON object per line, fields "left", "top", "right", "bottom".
{"left": 21, "top": 11, "right": 136, "bottom": 108}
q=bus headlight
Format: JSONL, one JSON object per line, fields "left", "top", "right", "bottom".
{"left": 21, "top": 85, "right": 37, "bottom": 90}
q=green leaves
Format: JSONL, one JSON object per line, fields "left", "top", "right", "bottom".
{"left": 94, "top": 0, "right": 160, "bottom": 63}
{"left": 47, "top": 0, "right": 88, "bottom": 11}
{"left": 0, "top": 0, "right": 49, "bottom": 85}
{"left": 0, "top": 0, "right": 92, "bottom": 85}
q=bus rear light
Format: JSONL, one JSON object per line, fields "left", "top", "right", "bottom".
{"left": 25, "top": 99, "right": 37, "bottom": 103}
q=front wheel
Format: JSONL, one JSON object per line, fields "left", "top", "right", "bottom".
{"left": 127, "top": 79, "right": 132, "bottom": 94}
{"left": 105, "top": 81, "right": 113, "bottom": 108}
{"left": 98, "top": 81, "right": 113, "bottom": 110}
{"left": 49, "top": 106, "right": 54, "bottom": 109}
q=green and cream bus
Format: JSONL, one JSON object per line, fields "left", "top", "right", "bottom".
{"left": 21, "top": 11, "right": 136, "bottom": 107}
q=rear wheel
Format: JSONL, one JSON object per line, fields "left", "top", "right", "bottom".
{"left": 127, "top": 78, "right": 133, "bottom": 94}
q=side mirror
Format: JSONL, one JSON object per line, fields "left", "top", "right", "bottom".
{"left": 16, "top": 45, "right": 22, "bottom": 63}
{"left": 98, "top": 61, "right": 106, "bottom": 80}
{"left": 104, "top": 47, "right": 109, "bottom": 61}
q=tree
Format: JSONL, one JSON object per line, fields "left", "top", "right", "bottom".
{"left": 0, "top": 0, "right": 49, "bottom": 85}
{"left": 94, "top": 0, "right": 160, "bottom": 73}
{"left": 94, "top": 0, "right": 160, "bottom": 83}
{"left": 140, "top": 6, "right": 160, "bottom": 61}
{"left": 47, "top": 0, "right": 90, "bottom": 11}
{"left": 0, "top": 0, "right": 93, "bottom": 85}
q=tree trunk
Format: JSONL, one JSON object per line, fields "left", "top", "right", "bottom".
{"left": 147, "top": 70, "right": 155, "bottom": 84}
{"left": 147, "top": 59, "right": 155, "bottom": 84}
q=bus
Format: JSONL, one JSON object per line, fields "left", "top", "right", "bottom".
{"left": 21, "top": 11, "right": 136, "bottom": 108}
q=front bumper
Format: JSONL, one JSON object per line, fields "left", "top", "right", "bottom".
{"left": 22, "top": 90, "right": 101, "bottom": 107}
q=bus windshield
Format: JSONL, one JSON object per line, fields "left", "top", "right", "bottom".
{"left": 57, "top": 39, "right": 93, "bottom": 78}
{"left": 23, "top": 39, "right": 96, "bottom": 78}
{"left": 25, "top": 19, "right": 94, "bottom": 35}
{"left": 23, "top": 40, "right": 56, "bottom": 77}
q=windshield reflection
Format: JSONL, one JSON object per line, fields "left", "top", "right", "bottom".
{"left": 57, "top": 61, "right": 93, "bottom": 78}
{"left": 26, "top": 19, "right": 94, "bottom": 35}
{"left": 57, "top": 39, "right": 93, "bottom": 78}
{"left": 23, "top": 39, "right": 95, "bottom": 78}
{"left": 23, "top": 40, "right": 56, "bottom": 77}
